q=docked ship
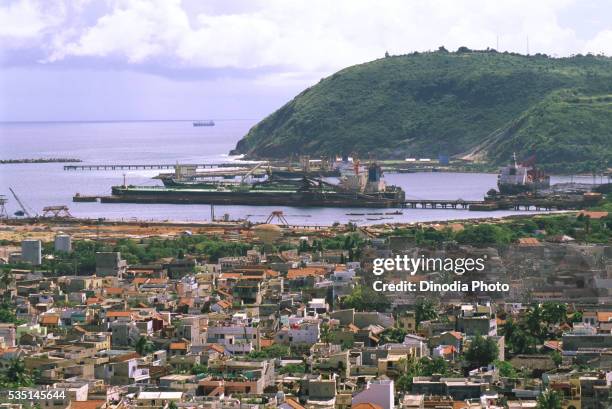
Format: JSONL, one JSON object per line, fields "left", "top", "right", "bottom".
{"left": 193, "top": 120, "right": 215, "bottom": 127}
{"left": 497, "top": 153, "right": 550, "bottom": 195}
{"left": 106, "top": 163, "right": 405, "bottom": 208}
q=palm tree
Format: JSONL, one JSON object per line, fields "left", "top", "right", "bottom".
{"left": 0, "top": 270, "right": 14, "bottom": 299}
{"left": 6, "top": 358, "right": 32, "bottom": 387}
{"left": 536, "top": 389, "right": 562, "bottom": 409}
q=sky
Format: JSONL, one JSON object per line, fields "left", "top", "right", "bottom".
{"left": 1, "top": 0, "right": 612, "bottom": 122}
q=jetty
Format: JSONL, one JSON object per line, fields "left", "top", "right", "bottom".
{"left": 63, "top": 163, "right": 254, "bottom": 171}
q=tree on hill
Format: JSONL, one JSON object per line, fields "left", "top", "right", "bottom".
{"left": 456, "top": 224, "right": 512, "bottom": 246}
{"left": 536, "top": 389, "right": 562, "bottom": 409}
{"left": 341, "top": 285, "right": 390, "bottom": 312}
{"left": 415, "top": 299, "right": 438, "bottom": 329}
{"left": 464, "top": 335, "right": 499, "bottom": 369}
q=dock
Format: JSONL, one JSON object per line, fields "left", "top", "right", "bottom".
{"left": 73, "top": 194, "right": 583, "bottom": 211}
{"left": 63, "top": 163, "right": 255, "bottom": 171}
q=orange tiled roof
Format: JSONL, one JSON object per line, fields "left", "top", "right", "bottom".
{"left": 109, "top": 352, "right": 140, "bottom": 363}
{"left": 207, "top": 344, "right": 225, "bottom": 354}
{"left": 216, "top": 300, "right": 231, "bottom": 309}
{"left": 352, "top": 404, "right": 383, "bottom": 409}
{"left": 287, "top": 267, "right": 326, "bottom": 279}
{"left": 86, "top": 297, "right": 103, "bottom": 305}
{"left": 70, "top": 400, "right": 106, "bottom": 409}
{"left": 284, "top": 398, "right": 306, "bottom": 409}
{"left": 104, "top": 287, "right": 124, "bottom": 295}
{"left": 40, "top": 315, "right": 59, "bottom": 325}
{"left": 106, "top": 311, "right": 132, "bottom": 318}
{"left": 579, "top": 211, "right": 609, "bottom": 219}
{"left": 260, "top": 338, "right": 274, "bottom": 348}
{"left": 597, "top": 312, "right": 612, "bottom": 322}
{"left": 518, "top": 237, "right": 541, "bottom": 246}
{"left": 133, "top": 278, "right": 168, "bottom": 285}
{"left": 170, "top": 342, "right": 187, "bottom": 350}
{"left": 447, "top": 331, "right": 463, "bottom": 340}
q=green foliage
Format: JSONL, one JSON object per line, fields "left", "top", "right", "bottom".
{"left": 279, "top": 363, "right": 306, "bottom": 374}
{"left": 464, "top": 334, "right": 499, "bottom": 369}
{"left": 0, "top": 303, "right": 20, "bottom": 324}
{"left": 550, "top": 351, "right": 562, "bottom": 367}
{"left": 536, "top": 389, "right": 562, "bottom": 409}
{"left": 247, "top": 344, "right": 290, "bottom": 359}
{"left": 233, "top": 50, "right": 612, "bottom": 172}
{"left": 134, "top": 337, "right": 154, "bottom": 356}
{"left": 380, "top": 327, "right": 407, "bottom": 344}
{"left": 190, "top": 364, "right": 208, "bottom": 375}
{"left": 420, "top": 357, "right": 451, "bottom": 376}
{"left": 0, "top": 358, "right": 33, "bottom": 388}
{"left": 341, "top": 285, "right": 391, "bottom": 312}
{"left": 415, "top": 299, "right": 438, "bottom": 329}
{"left": 456, "top": 224, "right": 513, "bottom": 246}
{"left": 494, "top": 360, "right": 518, "bottom": 378}
{"left": 541, "top": 302, "right": 568, "bottom": 325}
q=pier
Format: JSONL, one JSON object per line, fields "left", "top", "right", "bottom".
{"left": 401, "top": 199, "right": 480, "bottom": 209}
{"left": 73, "top": 194, "right": 583, "bottom": 211}
{"left": 64, "top": 163, "right": 255, "bottom": 171}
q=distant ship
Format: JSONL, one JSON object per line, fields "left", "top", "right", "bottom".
{"left": 497, "top": 153, "right": 550, "bottom": 195}
{"left": 193, "top": 120, "right": 215, "bottom": 127}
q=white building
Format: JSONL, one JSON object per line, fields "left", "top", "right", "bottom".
{"left": 352, "top": 379, "right": 395, "bottom": 409}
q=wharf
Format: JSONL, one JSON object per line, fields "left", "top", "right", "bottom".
{"left": 64, "top": 163, "right": 254, "bottom": 171}
{"left": 73, "top": 194, "right": 583, "bottom": 211}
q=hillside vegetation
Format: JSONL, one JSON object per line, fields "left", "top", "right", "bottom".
{"left": 232, "top": 49, "right": 612, "bottom": 172}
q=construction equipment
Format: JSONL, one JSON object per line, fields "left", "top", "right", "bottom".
{"left": 9, "top": 187, "right": 35, "bottom": 218}
{"left": 264, "top": 210, "right": 289, "bottom": 225}
{"left": 0, "top": 195, "right": 8, "bottom": 219}
{"left": 240, "top": 162, "right": 265, "bottom": 184}
{"left": 41, "top": 205, "right": 73, "bottom": 219}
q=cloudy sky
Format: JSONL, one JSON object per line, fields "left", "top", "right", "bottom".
{"left": 1, "top": 0, "right": 611, "bottom": 121}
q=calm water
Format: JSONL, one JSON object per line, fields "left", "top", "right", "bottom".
{"left": 0, "top": 121, "right": 593, "bottom": 225}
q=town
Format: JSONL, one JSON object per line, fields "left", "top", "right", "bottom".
{"left": 0, "top": 207, "right": 610, "bottom": 409}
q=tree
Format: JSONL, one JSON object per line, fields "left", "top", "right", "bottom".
{"left": 525, "top": 305, "right": 545, "bottom": 339}
{"left": 420, "top": 357, "right": 451, "bottom": 376}
{"left": 464, "top": 335, "right": 499, "bottom": 369}
{"left": 4, "top": 358, "right": 32, "bottom": 387}
{"left": 455, "top": 224, "right": 512, "bottom": 246}
{"left": 542, "top": 302, "right": 567, "bottom": 325}
{"left": 550, "top": 351, "right": 562, "bottom": 367}
{"left": 135, "top": 337, "right": 154, "bottom": 356}
{"left": 380, "top": 327, "right": 407, "bottom": 344}
{"left": 341, "top": 286, "right": 390, "bottom": 312}
{"left": 190, "top": 364, "right": 208, "bottom": 375}
{"left": 536, "top": 389, "right": 562, "bottom": 409}
{"left": 494, "top": 360, "right": 518, "bottom": 378}
{"left": 415, "top": 299, "right": 438, "bottom": 329}
{"left": 168, "top": 402, "right": 178, "bottom": 409}
{"left": 0, "top": 270, "right": 14, "bottom": 298}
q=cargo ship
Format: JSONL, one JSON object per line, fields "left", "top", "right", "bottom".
{"left": 105, "top": 164, "right": 405, "bottom": 208}
{"left": 497, "top": 153, "right": 550, "bottom": 195}
{"left": 193, "top": 120, "right": 215, "bottom": 127}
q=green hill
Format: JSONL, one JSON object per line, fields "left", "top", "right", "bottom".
{"left": 232, "top": 50, "right": 612, "bottom": 172}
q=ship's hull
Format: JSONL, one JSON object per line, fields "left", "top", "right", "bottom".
{"left": 107, "top": 186, "right": 404, "bottom": 208}
{"left": 498, "top": 180, "right": 550, "bottom": 195}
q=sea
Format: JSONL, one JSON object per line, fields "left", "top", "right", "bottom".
{"left": 0, "top": 120, "right": 597, "bottom": 226}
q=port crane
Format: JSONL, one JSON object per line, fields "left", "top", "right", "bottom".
{"left": 9, "top": 187, "right": 35, "bottom": 218}
{"left": 240, "top": 162, "right": 265, "bottom": 184}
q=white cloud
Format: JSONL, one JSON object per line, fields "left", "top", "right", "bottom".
{"left": 0, "top": 0, "right": 62, "bottom": 39}
{"left": 583, "top": 29, "right": 612, "bottom": 55}
{"left": 1, "top": 0, "right": 611, "bottom": 77}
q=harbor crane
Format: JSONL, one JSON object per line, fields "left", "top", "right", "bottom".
{"left": 9, "top": 187, "right": 35, "bottom": 218}
{"left": 240, "top": 162, "right": 266, "bottom": 184}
